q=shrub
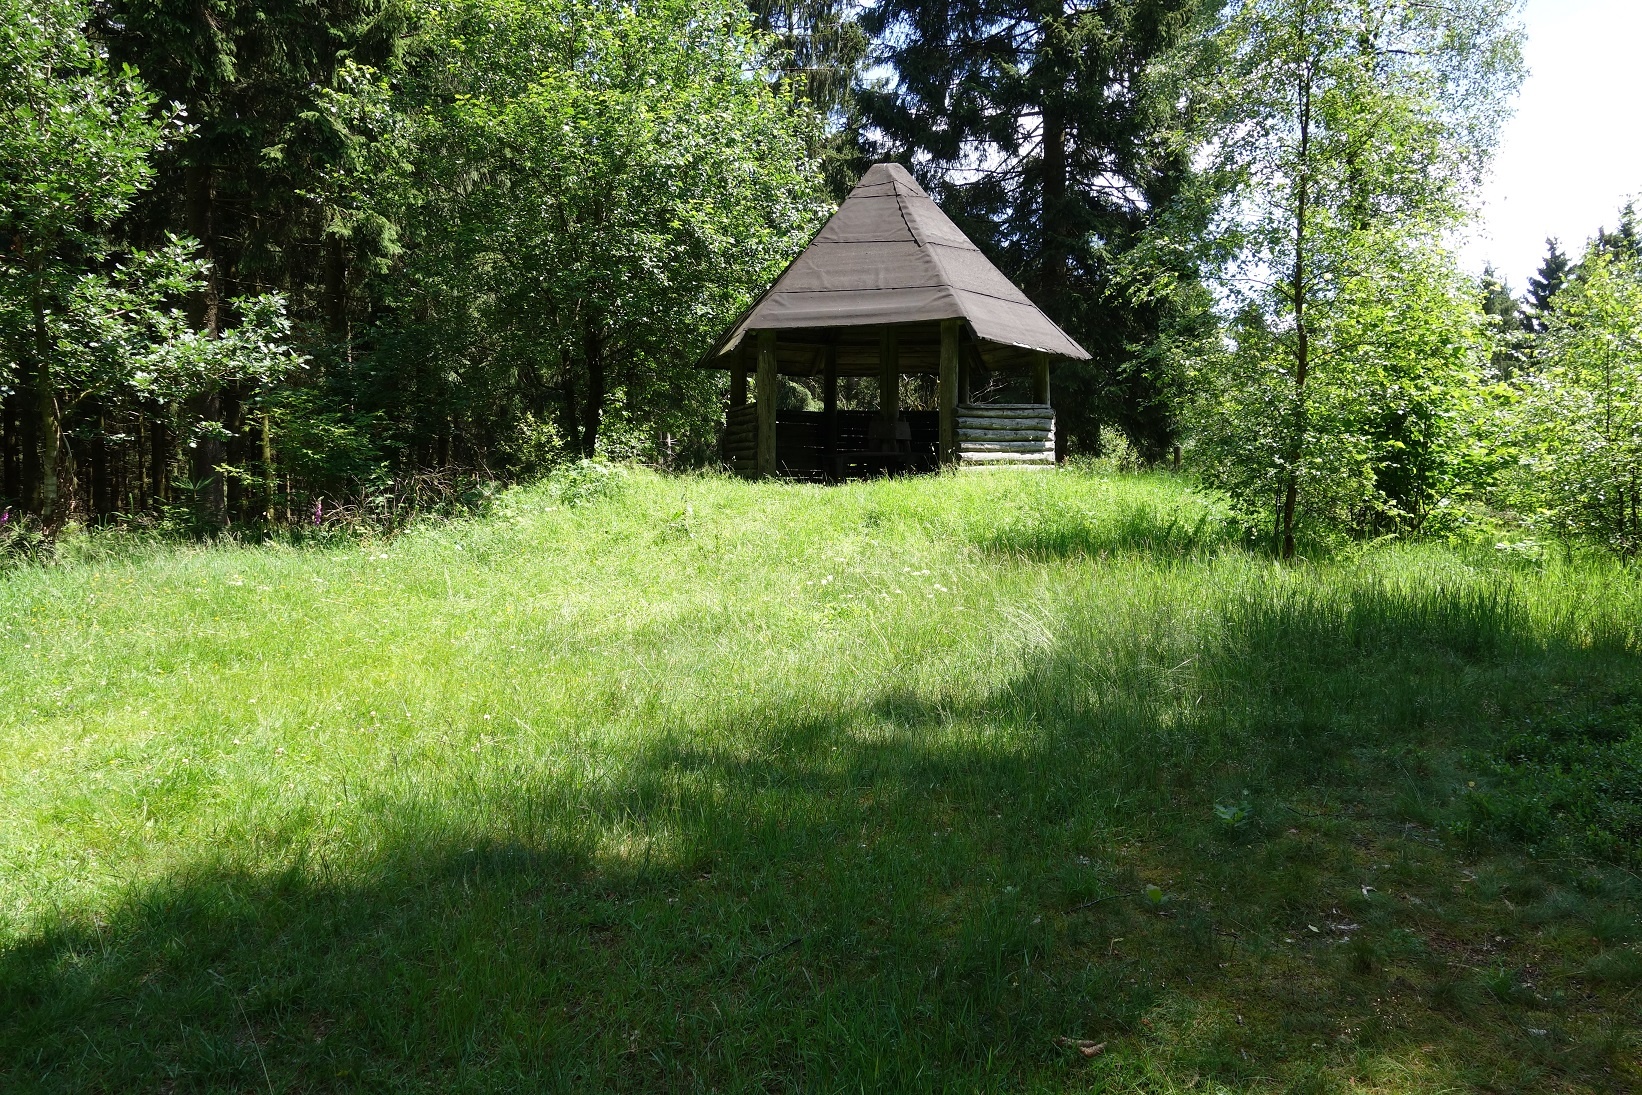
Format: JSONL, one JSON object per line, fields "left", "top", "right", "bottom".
{"left": 549, "top": 459, "right": 628, "bottom": 507}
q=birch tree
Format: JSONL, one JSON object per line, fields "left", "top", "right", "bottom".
{"left": 1197, "top": 0, "right": 1523, "bottom": 554}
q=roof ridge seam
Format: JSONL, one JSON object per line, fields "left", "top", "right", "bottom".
{"left": 919, "top": 234, "right": 996, "bottom": 324}
{"left": 803, "top": 239, "right": 982, "bottom": 252}
{"left": 890, "top": 187, "right": 923, "bottom": 248}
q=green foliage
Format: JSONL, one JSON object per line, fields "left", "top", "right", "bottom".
{"left": 1508, "top": 251, "right": 1642, "bottom": 557}
{"left": 0, "top": 0, "right": 299, "bottom": 525}
{"left": 1213, "top": 795, "right": 1253, "bottom": 834}
{"left": 1195, "top": 0, "right": 1524, "bottom": 554}
{"left": 1193, "top": 239, "right": 1498, "bottom": 544}
{"left": 387, "top": 0, "right": 828, "bottom": 463}
{"left": 1524, "top": 238, "right": 1573, "bottom": 335}
{"left": 262, "top": 386, "right": 386, "bottom": 489}
{"left": 547, "top": 457, "right": 629, "bottom": 507}
{"left": 745, "top": 0, "right": 868, "bottom": 196}
{"left": 98, "top": 0, "right": 416, "bottom": 300}
{"left": 1, "top": 0, "right": 833, "bottom": 528}
{"left": 1479, "top": 264, "right": 1531, "bottom": 378}
{"left": 1592, "top": 202, "right": 1641, "bottom": 266}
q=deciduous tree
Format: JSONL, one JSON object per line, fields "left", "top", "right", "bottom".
{"left": 1196, "top": 0, "right": 1523, "bottom": 555}
{"left": 0, "top": 0, "right": 297, "bottom": 526}
{"left": 1513, "top": 250, "right": 1642, "bottom": 556}
{"left": 385, "top": 0, "right": 827, "bottom": 463}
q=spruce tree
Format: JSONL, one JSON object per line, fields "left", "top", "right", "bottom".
{"left": 96, "top": 0, "right": 412, "bottom": 521}
{"left": 1480, "top": 266, "right": 1518, "bottom": 324}
{"left": 856, "top": 0, "right": 1219, "bottom": 462}
{"left": 1593, "top": 202, "right": 1640, "bottom": 263}
{"left": 746, "top": 0, "right": 869, "bottom": 196}
{"left": 1523, "top": 238, "right": 1571, "bottom": 335}
{"left": 1478, "top": 265, "right": 1525, "bottom": 376}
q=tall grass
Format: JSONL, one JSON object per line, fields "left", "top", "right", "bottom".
{"left": 1, "top": 467, "right": 1638, "bottom": 1092}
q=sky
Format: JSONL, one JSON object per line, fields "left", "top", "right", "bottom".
{"left": 1460, "top": 0, "right": 1642, "bottom": 289}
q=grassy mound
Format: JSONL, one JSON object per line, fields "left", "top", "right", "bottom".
{"left": 2, "top": 467, "right": 1639, "bottom": 1092}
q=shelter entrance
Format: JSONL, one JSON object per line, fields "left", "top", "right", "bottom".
{"left": 719, "top": 320, "right": 1056, "bottom": 479}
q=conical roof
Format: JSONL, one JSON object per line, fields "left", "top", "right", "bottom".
{"left": 708, "top": 163, "right": 1089, "bottom": 361}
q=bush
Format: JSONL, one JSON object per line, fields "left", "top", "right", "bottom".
{"left": 549, "top": 459, "right": 628, "bottom": 507}
{"left": 1508, "top": 252, "right": 1642, "bottom": 558}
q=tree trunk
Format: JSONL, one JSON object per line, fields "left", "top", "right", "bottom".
{"left": 560, "top": 348, "right": 581, "bottom": 455}
{"left": 150, "top": 409, "right": 170, "bottom": 504}
{"left": 91, "top": 408, "right": 111, "bottom": 521}
{"left": 580, "top": 320, "right": 605, "bottom": 457}
{"left": 135, "top": 408, "right": 148, "bottom": 512}
{"left": 224, "top": 384, "right": 247, "bottom": 523}
{"left": 19, "top": 376, "right": 39, "bottom": 514}
{"left": 1280, "top": 48, "right": 1314, "bottom": 562}
{"left": 324, "top": 234, "right": 349, "bottom": 347}
{"left": 187, "top": 391, "right": 224, "bottom": 519}
{"left": 185, "top": 162, "right": 226, "bottom": 523}
{"left": 2, "top": 385, "right": 20, "bottom": 507}
{"left": 261, "top": 411, "right": 275, "bottom": 521}
{"left": 31, "top": 289, "right": 60, "bottom": 526}
{"left": 1040, "top": 101, "right": 1069, "bottom": 315}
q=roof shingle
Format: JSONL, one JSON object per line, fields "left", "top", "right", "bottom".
{"left": 707, "top": 163, "right": 1090, "bottom": 361}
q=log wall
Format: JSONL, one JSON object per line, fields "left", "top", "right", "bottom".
{"left": 956, "top": 404, "right": 1055, "bottom": 470}
{"left": 723, "top": 404, "right": 759, "bottom": 477}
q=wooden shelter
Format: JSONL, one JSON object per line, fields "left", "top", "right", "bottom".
{"left": 702, "top": 163, "right": 1091, "bottom": 478}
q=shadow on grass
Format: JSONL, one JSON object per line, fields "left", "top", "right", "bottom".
{"left": 3, "top": 581, "right": 1638, "bottom": 1093}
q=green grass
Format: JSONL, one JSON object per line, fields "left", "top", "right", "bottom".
{"left": 2, "top": 466, "right": 1639, "bottom": 1093}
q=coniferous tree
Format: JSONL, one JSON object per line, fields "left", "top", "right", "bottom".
{"left": 96, "top": 0, "right": 414, "bottom": 522}
{"left": 1523, "top": 238, "right": 1571, "bottom": 335}
{"left": 747, "top": 0, "right": 868, "bottom": 196}
{"left": 1480, "top": 266, "right": 1518, "bottom": 324}
{"left": 856, "top": 0, "right": 1220, "bottom": 461}
{"left": 1593, "top": 202, "right": 1640, "bottom": 264}
{"left": 1479, "top": 265, "right": 1526, "bottom": 376}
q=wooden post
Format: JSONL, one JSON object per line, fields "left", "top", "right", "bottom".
{"left": 957, "top": 339, "right": 971, "bottom": 406}
{"left": 730, "top": 341, "right": 748, "bottom": 407}
{"left": 1032, "top": 354, "right": 1051, "bottom": 406}
{"left": 878, "top": 325, "right": 899, "bottom": 421}
{"left": 822, "top": 341, "right": 838, "bottom": 471}
{"left": 938, "top": 319, "right": 959, "bottom": 464}
{"left": 756, "top": 330, "right": 777, "bottom": 478}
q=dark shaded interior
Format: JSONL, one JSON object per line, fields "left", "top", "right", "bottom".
{"left": 710, "top": 321, "right": 1043, "bottom": 378}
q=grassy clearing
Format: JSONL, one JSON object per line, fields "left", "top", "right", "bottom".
{"left": 2, "top": 467, "right": 1639, "bottom": 1093}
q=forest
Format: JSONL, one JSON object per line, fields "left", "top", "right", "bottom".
{"left": 4, "top": 2, "right": 1642, "bottom": 1091}
{"left": 1, "top": 0, "right": 1636, "bottom": 561}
